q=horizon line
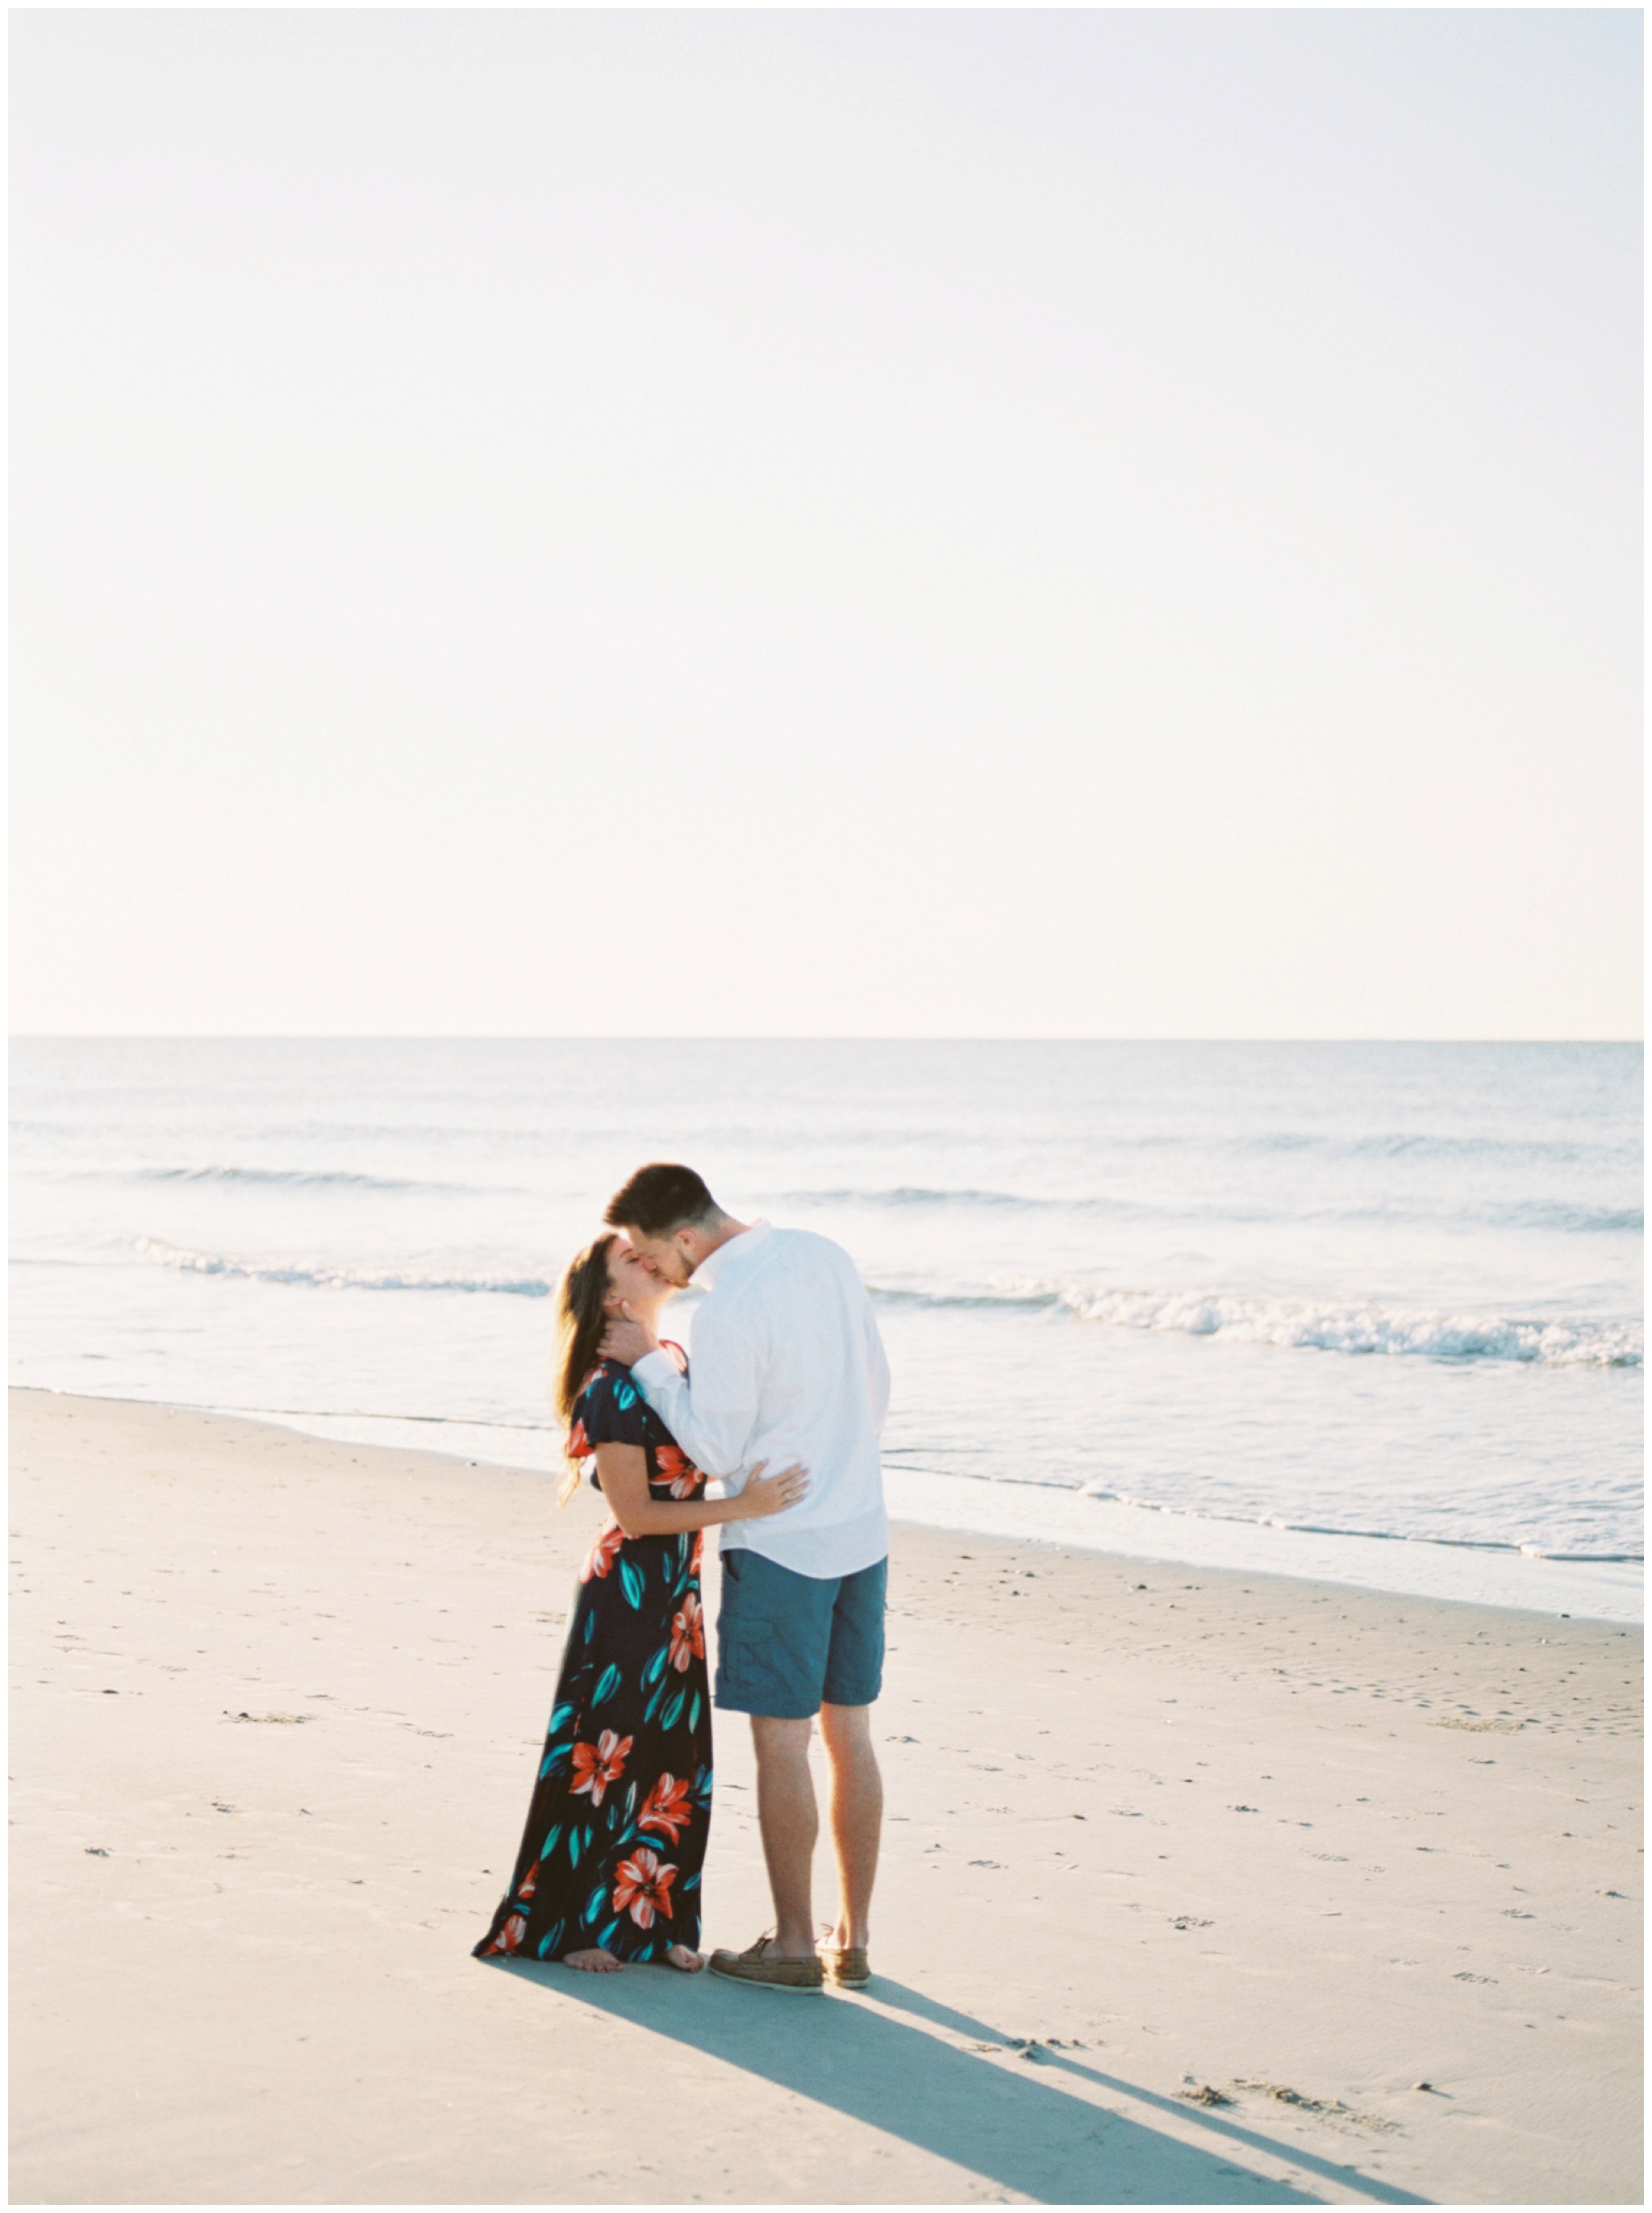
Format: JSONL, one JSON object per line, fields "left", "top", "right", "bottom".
{"left": 10, "top": 1033, "right": 1644, "bottom": 1049}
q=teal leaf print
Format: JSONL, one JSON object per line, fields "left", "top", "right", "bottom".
{"left": 614, "top": 1381, "right": 637, "bottom": 1409}
{"left": 660, "top": 1688, "right": 685, "bottom": 1732}
{"left": 680, "top": 1869, "right": 702, "bottom": 1892}
{"left": 641, "top": 1645, "right": 669, "bottom": 1691}
{"left": 593, "top": 1662, "right": 623, "bottom": 1706}
{"left": 587, "top": 1885, "right": 608, "bottom": 1923}
{"left": 599, "top": 1917, "right": 622, "bottom": 1951}
{"left": 549, "top": 1702, "right": 577, "bottom": 1736}
{"left": 540, "top": 1823, "right": 563, "bottom": 1860}
{"left": 689, "top": 1691, "right": 702, "bottom": 1734}
{"left": 536, "top": 1920, "right": 565, "bottom": 1960}
{"left": 620, "top": 1557, "right": 645, "bottom": 1610}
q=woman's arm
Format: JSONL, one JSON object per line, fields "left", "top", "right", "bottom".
{"left": 590, "top": 1444, "right": 807, "bottom": 1540}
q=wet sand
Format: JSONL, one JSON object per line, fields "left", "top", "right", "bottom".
{"left": 10, "top": 1390, "right": 1642, "bottom": 2203}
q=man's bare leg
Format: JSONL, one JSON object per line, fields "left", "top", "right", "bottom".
{"left": 749, "top": 1714, "right": 818, "bottom": 1957}
{"left": 819, "top": 1701, "right": 882, "bottom": 1950}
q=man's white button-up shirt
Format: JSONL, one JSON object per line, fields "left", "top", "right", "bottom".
{"left": 629, "top": 1221, "right": 891, "bottom": 1580}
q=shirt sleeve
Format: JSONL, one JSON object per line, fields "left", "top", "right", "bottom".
{"left": 631, "top": 1298, "right": 764, "bottom": 1481}
{"left": 577, "top": 1369, "right": 652, "bottom": 1450}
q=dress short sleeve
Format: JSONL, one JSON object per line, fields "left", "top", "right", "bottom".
{"left": 569, "top": 1364, "right": 651, "bottom": 1453}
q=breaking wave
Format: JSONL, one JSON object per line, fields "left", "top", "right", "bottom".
{"left": 135, "top": 1165, "right": 429, "bottom": 1192}
{"left": 1057, "top": 1285, "right": 1642, "bottom": 1367}
{"left": 785, "top": 1186, "right": 1639, "bottom": 1234}
{"left": 130, "top": 1238, "right": 1639, "bottom": 1367}
{"left": 133, "top": 1238, "right": 551, "bottom": 1298}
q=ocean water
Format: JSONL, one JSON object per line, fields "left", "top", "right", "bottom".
{"left": 10, "top": 1038, "right": 1642, "bottom": 1618}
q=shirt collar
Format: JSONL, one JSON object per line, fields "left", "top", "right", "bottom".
{"left": 692, "top": 1219, "right": 771, "bottom": 1289}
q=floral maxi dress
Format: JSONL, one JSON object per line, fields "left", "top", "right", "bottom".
{"left": 473, "top": 1354, "right": 712, "bottom": 1965}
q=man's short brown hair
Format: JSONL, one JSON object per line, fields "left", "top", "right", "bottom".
{"left": 604, "top": 1163, "right": 720, "bottom": 1238}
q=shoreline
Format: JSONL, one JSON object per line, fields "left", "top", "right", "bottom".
{"left": 12, "top": 1388, "right": 1642, "bottom": 2204}
{"left": 22, "top": 1387, "right": 1642, "bottom": 1622}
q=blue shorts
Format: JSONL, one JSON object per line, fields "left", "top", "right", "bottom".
{"left": 714, "top": 1550, "right": 887, "bottom": 1719}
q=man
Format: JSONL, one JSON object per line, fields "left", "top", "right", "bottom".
{"left": 599, "top": 1161, "right": 889, "bottom": 1993}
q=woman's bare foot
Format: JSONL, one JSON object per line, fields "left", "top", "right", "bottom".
{"left": 561, "top": 1947, "right": 623, "bottom": 1974}
{"left": 665, "top": 1944, "right": 705, "bottom": 1973}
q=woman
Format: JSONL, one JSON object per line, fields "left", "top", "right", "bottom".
{"left": 473, "top": 1231, "right": 806, "bottom": 1974}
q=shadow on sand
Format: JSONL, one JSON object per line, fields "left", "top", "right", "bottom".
{"left": 487, "top": 1958, "right": 1426, "bottom": 2205}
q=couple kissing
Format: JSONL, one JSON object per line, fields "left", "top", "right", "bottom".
{"left": 474, "top": 1161, "right": 891, "bottom": 1991}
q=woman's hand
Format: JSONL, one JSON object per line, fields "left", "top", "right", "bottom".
{"left": 736, "top": 1459, "right": 810, "bottom": 1519}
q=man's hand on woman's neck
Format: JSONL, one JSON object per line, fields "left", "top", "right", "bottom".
{"left": 599, "top": 1301, "right": 663, "bottom": 1367}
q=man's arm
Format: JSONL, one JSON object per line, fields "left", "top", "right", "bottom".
{"left": 627, "top": 1298, "right": 766, "bottom": 1480}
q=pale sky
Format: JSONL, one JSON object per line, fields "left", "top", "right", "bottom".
{"left": 10, "top": 9, "right": 1642, "bottom": 1038}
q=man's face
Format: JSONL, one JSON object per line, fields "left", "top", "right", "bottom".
{"left": 622, "top": 1226, "right": 695, "bottom": 1289}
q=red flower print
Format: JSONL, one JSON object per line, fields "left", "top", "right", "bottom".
{"left": 691, "top": 1531, "right": 704, "bottom": 1576}
{"left": 669, "top": 1592, "right": 704, "bottom": 1673}
{"left": 611, "top": 1847, "right": 677, "bottom": 1930}
{"left": 637, "top": 1771, "right": 692, "bottom": 1844}
{"left": 653, "top": 1443, "right": 699, "bottom": 1499}
{"left": 565, "top": 1417, "right": 590, "bottom": 1460}
{"left": 580, "top": 1522, "right": 624, "bottom": 1584}
{"left": 569, "top": 1728, "right": 632, "bottom": 1807}
{"left": 484, "top": 1911, "right": 528, "bottom": 1956}
{"left": 515, "top": 1864, "right": 537, "bottom": 1902}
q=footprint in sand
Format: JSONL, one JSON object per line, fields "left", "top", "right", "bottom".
{"left": 1230, "top": 2080, "right": 1399, "bottom": 2133}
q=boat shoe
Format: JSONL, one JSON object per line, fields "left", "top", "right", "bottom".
{"left": 707, "top": 1933, "right": 824, "bottom": 1991}
{"left": 816, "top": 1938, "right": 870, "bottom": 1988}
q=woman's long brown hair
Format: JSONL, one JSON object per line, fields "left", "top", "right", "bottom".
{"left": 551, "top": 1233, "right": 617, "bottom": 1505}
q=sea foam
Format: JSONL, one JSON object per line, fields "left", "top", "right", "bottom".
{"left": 132, "top": 1238, "right": 551, "bottom": 1298}
{"left": 1057, "top": 1284, "right": 1641, "bottom": 1366}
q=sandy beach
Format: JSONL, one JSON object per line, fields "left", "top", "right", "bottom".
{"left": 10, "top": 1389, "right": 1642, "bottom": 2205}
